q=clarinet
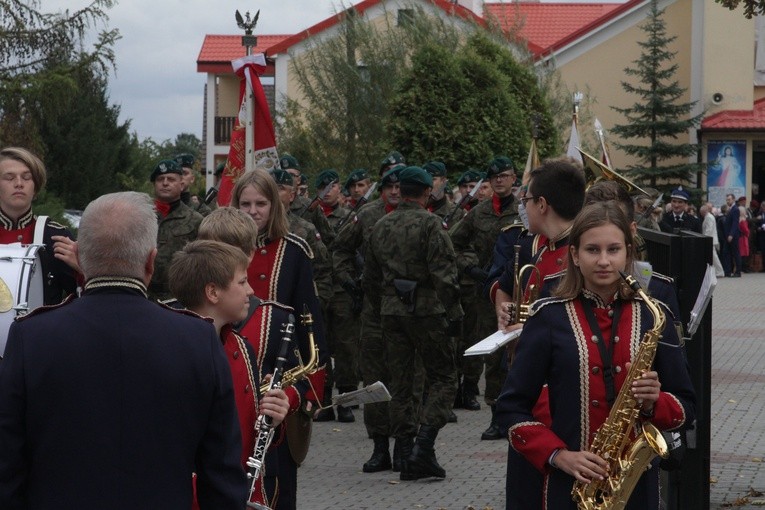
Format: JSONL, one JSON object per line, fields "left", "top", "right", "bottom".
{"left": 246, "top": 314, "right": 295, "bottom": 509}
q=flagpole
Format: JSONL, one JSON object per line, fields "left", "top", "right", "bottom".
{"left": 237, "top": 10, "right": 259, "bottom": 173}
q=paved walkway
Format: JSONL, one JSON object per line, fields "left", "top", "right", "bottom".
{"left": 296, "top": 273, "right": 765, "bottom": 509}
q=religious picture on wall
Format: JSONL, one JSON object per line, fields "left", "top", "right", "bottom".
{"left": 707, "top": 140, "right": 746, "bottom": 206}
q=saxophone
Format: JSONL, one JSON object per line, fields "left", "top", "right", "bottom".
{"left": 571, "top": 272, "right": 669, "bottom": 510}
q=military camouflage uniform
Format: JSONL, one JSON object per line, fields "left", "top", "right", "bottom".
{"left": 320, "top": 202, "right": 361, "bottom": 400}
{"left": 364, "top": 201, "right": 463, "bottom": 436}
{"left": 149, "top": 200, "right": 203, "bottom": 300}
{"left": 334, "top": 198, "right": 420, "bottom": 436}
{"left": 428, "top": 196, "right": 465, "bottom": 226}
{"left": 291, "top": 195, "right": 336, "bottom": 247}
{"left": 449, "top": 195, "right": 519, "bottom": 405}
{"left": 181, "top": 191, "right": 212, "bottom": 217}
{"left": 288, "top": 212, "right": 333, "bottom": 309}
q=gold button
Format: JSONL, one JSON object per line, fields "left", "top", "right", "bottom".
{"left": 556, "top": 258, "right": 563, "bottom": 265}
{"left": 260, "top": 249, "right": 267, "bottom": 255}
{"left": 592, "top": 366, "right": 600, "bottom": 374}
{"left": 615, "top": 365, "right": 622, "bottom": 373}
{"left": 591, "top": 335, "right": 599, "bottom": 343}
{"left": 608, "top": 310, "right": 614, "bottom": 318}
{"left": 613, "top": 335, "right": 620, "bottom": 343}
{"left": 259, "top": 274, "right": 266, "bottom": 280}
{"left": 245, "top": 384, "right": 251, "bottom": 394}
{"left": 592, "top": 400, "right": 600, "bottom": 407}
{"left": 233, "top": 351, "right": 240, "bottom": 359}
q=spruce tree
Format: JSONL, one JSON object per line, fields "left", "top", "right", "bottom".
{"left": 610, "top": 0, "right": 703, "bottom": 190}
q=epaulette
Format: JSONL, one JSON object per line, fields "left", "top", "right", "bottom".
{"left": 285, "top": 232, "right": 314, "bottom": 259}
{"left": 501, "top": 223, "right": 525, "bottom": 233}
{"left": 258, "top": 299, "right": 296, "bottom": 314}
{"left": 156, "top": 301, "right": 214, "bottom": 323}
{"left": 528, "top": 295, "right": 570, "bottom": 317}
{"left": 15, "top": 294, "right": 76, "bottom": 322}
{"left": 652, "top": 271, "right": 674, "bottom": 284}
{"left": 543, "top": 269, "right": 566, "bottom": 282}
{"left": 45, "top": 220, "right": 69, "bottom": 230}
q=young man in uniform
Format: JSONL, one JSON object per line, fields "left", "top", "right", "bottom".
{"left": 364, "top": 165, "right": 463, "bottom": 481}
{"left": 449, "top": 156, "right": 520, "bottom": 439}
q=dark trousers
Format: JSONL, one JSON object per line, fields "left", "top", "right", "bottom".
{"left": 383, "top": 314, "right": 457, "bottom": 437}
{"left": 722, "top": 238, "right": 742, "bottom": 275}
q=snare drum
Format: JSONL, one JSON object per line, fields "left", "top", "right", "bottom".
{"left": 0, "top": 243, "right": 45, "bottom": 357}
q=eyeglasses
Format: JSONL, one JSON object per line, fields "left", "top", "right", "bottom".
{"left": 520, "top": 195, "right": 536, "bottom": 205}
{"left": 491, "top": 172, "right": 514, "bottom": 182}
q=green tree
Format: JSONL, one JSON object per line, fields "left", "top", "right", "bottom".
{"left": 276, "top": 4, "right": 463, "bottom": 175}
{"left": 278, "top": 4, "right": 557, "bottom": 178}
{"left": 39, "top": 63, "right": 133, "bottom": 209}
{"left": 715, "top": 0, "right": 765, "bottom": 17}
{"left": 388, "top": 40, "right": 527, "bottom": 171}
{"left": 610, "top": 0, "right": 703, "bottom": 190}
{"left": 0, "top": 0, "right": 119, "bottom": 151}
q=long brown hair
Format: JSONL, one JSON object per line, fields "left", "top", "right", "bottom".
{"left": 231, "top": 169, "right": 289, "bottom": 240}
{"left": 554, "top": 201, "right": 636, "bottom": 300}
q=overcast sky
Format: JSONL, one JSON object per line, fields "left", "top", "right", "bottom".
{"left": 46, "top": 0, "right": 340, "bottom": 142}
{"left": 48, "top": 0, "right": 616, "bottom": 143}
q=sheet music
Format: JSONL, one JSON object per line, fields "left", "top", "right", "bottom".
{"left": 687, "top": 264, "right": 717, "bottom": 338}
{"left": 464, "top": 328, "right": 522, "bottom": 356}
{"left": 333, "top": 381, "right": 391, "bottom": 407}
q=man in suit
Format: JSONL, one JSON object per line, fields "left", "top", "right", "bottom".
{"left": 0, "top": 191, "right": 247, "bottom": 509}
{"left": 722, "top": 193, "right": 742, "bottom": 277}
{"left": 659, "top": 186, "right": 702, "bottom": 234}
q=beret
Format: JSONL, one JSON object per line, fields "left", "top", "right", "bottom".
{"left": 271, "top": 169, "right": 294, "bottom": 186}
{"left": 175, "top": 153, "right": 195, "bottom": 169}
{"left": 399, "top": 166, "right": 433, "bottom": 187}
{"left": 423, "top": 161, "right": 447, "bottom": 177}
{"left": 486, "top": 156, "right": 514, "bottom": 178}
{"left": 380, "top": 151, "right": 405, "bottom": 173}
{"left": 345, "top": 168, "right": 369, "bottom": 188}
{"left": 315, "top": 169, "right": 340, "bottom": 188}
{"left": 457, "top": 169, "right": 482, "bottom": 185}
{"left": 381, "top": 164, "right": 405, "bottom": 186}
{"left": 150, "top": 159, "right": 182, "bottom": 182}
{"left": 280, "top": 154, "right": 300, "bottom": 171}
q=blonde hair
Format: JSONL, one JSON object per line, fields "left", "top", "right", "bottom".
{"left": 231, "top": 169, "right": 289, "bottom": 240}
{"left": 198, "top": 207, "right": 258, "bottom": 256}
{"left": 168, "top": 240, "right": 249, "bottom": 309}
{"left": 0, "top": 146, "right": 47, "bottom": 193}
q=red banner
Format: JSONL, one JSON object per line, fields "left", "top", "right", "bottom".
{"left": 218, "top": 54, "right": 279, "bottom": 206}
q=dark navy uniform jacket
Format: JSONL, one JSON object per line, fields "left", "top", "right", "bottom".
{"left": 0, "top": 277, "right": 247, "bottom": 510}
{"left": 497, "top": 292, "right": 696, "bottom": 510}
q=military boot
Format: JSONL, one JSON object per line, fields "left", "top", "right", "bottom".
{"left": 480, "top": 404, "right": 503, "bottom": 440}
{"left": 462, "top": 387, "right": 481, "bottom": 411}
{"left": 392, "top": 435, "right": 413, "bottom": 472}
{"left": 401, "top": 424, "right": 445, "bottom": 480}
{"left": 362, "top": 435, "right": 392, "bottom": 473}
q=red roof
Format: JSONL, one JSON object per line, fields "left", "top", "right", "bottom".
{"left": 485, "top": 2, "right": 621, "bottom": 55}
{"left": 701, "top": 98, "right": 765, "bottom": 131}
{"left": 197, "top": 34, "right": 290, "bottom": 73}
{"left": 267, "top": 0, "right": 484, "bottom": 55}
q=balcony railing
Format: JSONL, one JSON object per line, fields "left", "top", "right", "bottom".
{"left": 214, "top": 116, "right": 236, "bottom": 145}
